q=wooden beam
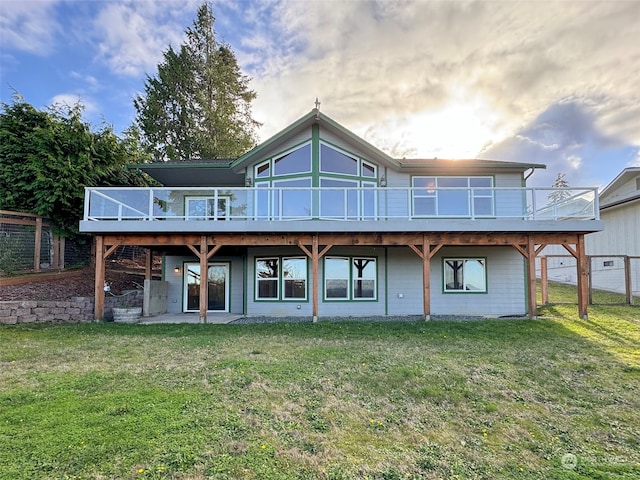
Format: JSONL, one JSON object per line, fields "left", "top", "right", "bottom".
{"left": 297, "top": 240, "right": 312, "bottom": 259}
{"left": 94, "top": 235, "right": 105, "bottom": 321}
{"left": 428, "top": 243, "right": 444, "bottom": 259}
{"left": 206, "top": 244, "right": 223, "bottom": 260}
{"left": 407, "top": 244, "right": 424, "bottom": 259}
{"left": 104, "top": 244, "right": 120, "bottom": 259}
{"left": 576, "top": 235, "right": 589, "bottom": 320}
{"left": 187, "top": 244, "right": 200, "bottom": 257}
{"left": 511, "top": 243, "right": 528, "bottom": 258}
{"left": 526, "top": 235, "right": 537, "bottom": 318}
{"left": 561, "top": 243, "right": 578, "bottom": 259}
{"left": 199, "top": 236, "right": 208, "bottom": 323}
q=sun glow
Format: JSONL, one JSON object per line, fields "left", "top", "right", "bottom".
{"left": 406, "top": 93, "right": 508, "bottom": 159}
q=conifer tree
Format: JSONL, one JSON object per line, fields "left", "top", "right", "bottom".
{"left": 134, "top": 2, "right": 259, "bottom": 161}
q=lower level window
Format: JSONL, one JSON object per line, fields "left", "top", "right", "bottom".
{"left": 256, "top": 257, "right": 307, "bottom": 300}
{"left": 324, "top": 256, "right": 376, "bottom": 300}
{"left": 443, "top": 258, "right": 487, "bottom": 292}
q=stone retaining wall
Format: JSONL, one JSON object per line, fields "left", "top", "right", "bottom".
{"left": 0, "top": 290, "right": 143, "bottom": 324}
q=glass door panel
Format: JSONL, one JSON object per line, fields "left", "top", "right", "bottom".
{"left": 184, "top": 263, "right": 229, "bottom": 312}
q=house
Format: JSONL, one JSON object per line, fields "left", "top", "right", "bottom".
{"left": 541, "top": 167, "right": 639, "bottom": 299}
{"left": 79, "top": 108, "right": 602, "bottom": 322}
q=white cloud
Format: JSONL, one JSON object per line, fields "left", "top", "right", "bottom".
{"left": 50, "top": 93, "right": 97, "bottom": 115}
{"left": 234, "top": 0, "right": 640, "bottom": 158}
{"left": 90, "top": 0, "right": 201, "bottom": 77}
{"left": 0, "top": 0, "right": 61, "bottom": 55}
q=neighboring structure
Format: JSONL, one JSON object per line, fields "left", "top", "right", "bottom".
{"left": 541, "top": 167, "right": 640, "bottom": 298}
{"left": 80, "top": 109, "right": 602, "bottom": 322}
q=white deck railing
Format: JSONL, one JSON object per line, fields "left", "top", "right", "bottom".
{"left": 83, "top": 186, "right": 599, "bottom": 222}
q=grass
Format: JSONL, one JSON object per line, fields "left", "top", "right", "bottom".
{"left": 1, "top": 286, "right": 639, "bottom": 479}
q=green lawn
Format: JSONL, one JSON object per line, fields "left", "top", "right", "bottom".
{"left": 1, "top": 293, "right": 639, "bottom": 479}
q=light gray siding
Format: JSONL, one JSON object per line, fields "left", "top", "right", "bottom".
{"left": 386, "top": 247, "right": 424, "bottom": 315}
{"left": 589, "top": 202, "right": 640, "bottom": 256}
{"left": 430, "top": 247, "right": 527, "bottom": 317}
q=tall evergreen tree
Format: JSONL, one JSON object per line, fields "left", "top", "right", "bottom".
{"left": 134, "top": 2, "right": 259, "bottom": 161}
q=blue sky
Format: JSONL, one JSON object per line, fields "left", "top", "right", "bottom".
{"left": 1, "top": 0, "right": 639, "bottom": 189}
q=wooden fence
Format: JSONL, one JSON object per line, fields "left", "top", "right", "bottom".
{"left": 539, "top": 254, "right": 640, "bottom": 305}
{"left": 0, "top": 210, "right": 65, "bottom": 274}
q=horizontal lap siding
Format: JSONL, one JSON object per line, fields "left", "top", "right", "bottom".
{"left": 430, "top": 246, "right": 526, "bottom": 317}
{"left": 386, "top": 247, "right": 424, "bottom": 315}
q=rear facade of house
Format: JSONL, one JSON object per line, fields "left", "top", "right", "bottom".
{"left": 80, "top": 109, "right": 602, "bottom": 321}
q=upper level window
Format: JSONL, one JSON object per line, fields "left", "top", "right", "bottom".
{"left": 412, "top": 176, "right": 494, "bottom": 217}
{"left": 254, "top": 143, "right": 311, "bottom": 179}
{"left": 320, "top": 144, "right": 358, "bottom": 175}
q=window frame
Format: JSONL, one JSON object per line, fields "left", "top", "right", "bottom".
{"left": 185, "top": 195, "right": 230, "bottom": 221}
{"left": 412, "top": 176, "right": 495, "bottom": 218}
{"left": 255, "top": 256, "right": 308, "bottom": 301}
{"left": 442, "top": 257, "right": 488, "bottom": 293}
{"left": 323, "top": 256, "right": 377, "bottom": 301}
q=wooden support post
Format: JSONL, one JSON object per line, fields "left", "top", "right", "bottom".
{"left": 94, "top": 235, "right": 105, "bottom": 321}
{"left": 576, "top": 235, "right": 589, "bottom": 320}
{"left": 422, "top": 234, "right": 431, "bottom": 321}
{"left": 34, "top": 216, "right": 42, "bottom": 272}
{"left": 199, "top": 236, "right": 208, "bottom": 324}
{"left": 312, "top": 235, "right": 319, "bottom": 323}
{"left": 145, "top": 249, "right": 152, "bottom": 280}
{"left": 540, "top": 256, "right": 548, "bottom": 305}
{"left": 624, "top": 256, "right": 632, "bottom": 305}
{"left": 526, "top": 236, "right": 537, "bottom": 319}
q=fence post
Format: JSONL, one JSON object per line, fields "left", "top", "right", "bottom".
{"left": 624, "top": 256, "right": 632, "bottom": 305}
{"left": 587, "top": 256, "right": 593, "bottom": 305}
{"left": 59, "top": 237, "right": 65, "bottom": 270}
{"left": 541, "top": 256, "right": 548, "bottom": 305}
{"left": 52, "top": 233, "right": 59, "bottom": 269}
{"left": 34, "top": 216, "right": 42, "bottom": 272}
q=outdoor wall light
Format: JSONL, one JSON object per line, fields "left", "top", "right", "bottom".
{"left": 379, "top": 175, "right": 386, "bottom": 187}
{"left": 245, "top": 175, "right": 253, "bottom": 187}
{"left": 174, "top": 265, "right": 181, "bottom": 274}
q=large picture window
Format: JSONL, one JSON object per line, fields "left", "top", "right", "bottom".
{"left": 324, "top": 256, "right": 377, "bottom": 300}
{"left": 443, "top": 258, "right": 487, "bottom": 293}
{"left": 412, "top": 176, "right": 494, "bottom": 217}
{"left": 256, "top": 257, "right": 307, "bottom": 300}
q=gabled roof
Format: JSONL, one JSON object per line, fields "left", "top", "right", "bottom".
{"left": 231, "top": 109, "right": 399, "bottom": 173}
{"left": 131, "top": 109, "right": 546, "bottom": 186}
{"left": 599, "top": 167, "right": 640, "bottom": 209}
